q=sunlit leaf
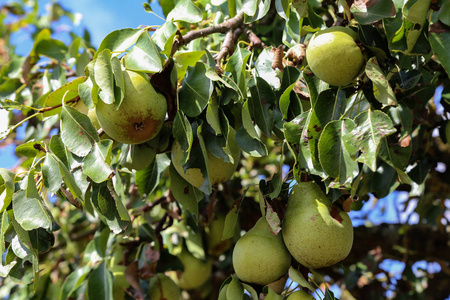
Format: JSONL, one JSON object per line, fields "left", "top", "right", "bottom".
{"left": 124, "top": 32, "right": 164, "bottom": 73}
{"left": 12, "top": 190, "right": 55, "bottom": 231}
{"left": 166, "top": 0, "right": 203, "bottom": 23}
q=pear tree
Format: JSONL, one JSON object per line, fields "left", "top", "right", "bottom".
{"left": 0, "top": 0, "right": 449, "bottom": 299}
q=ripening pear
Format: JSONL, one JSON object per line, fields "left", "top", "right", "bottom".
{"left": 306, "top": 27, "right": 364, "bottom": 86}
{"left": 96, "top": 69, "right": 167, "bottom": 144}
{"left": 171, "top": 127, "right": 240, "bottom": 188}
{"left": 232, "top": 217, "right": 291, "bottom": 285}
{"left": 169, "top": 248, "right": 212, "bottom": 290}
{"left": 148, "top": 273, "right": 181, "bottom": 300}
{"left": 286, "top": 290, "right": 315, "bottom": 300}
{"left": 282, "top": 181, "right": 353, "bottom": 269}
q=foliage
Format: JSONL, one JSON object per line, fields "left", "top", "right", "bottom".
{"left": 0, "top": 0, "right": 449, "bottom": 299}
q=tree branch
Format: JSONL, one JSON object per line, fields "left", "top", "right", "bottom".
{"left": 167, "top": 11, "right": 245, "bottom": 61}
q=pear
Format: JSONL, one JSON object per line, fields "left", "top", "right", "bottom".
{"left": 286, "top": 290, "right": 315, "bottom": 300}
{"left": 169, "top": 248, "right": 212, "bottom": 290}
{"left": 232, "top": 217, "right": 291, "bottom": 285}
{"left": 207, "top": 213, "right": 234, "bottom": 257}
{"left": 148, "top": 273, "right": 181, "bottom": 300}
{"left": 306, "top": 27, "right": 364, "bottom": 86}
{"left": 96, "top": 69, "right": 167, "bottom": 145}
{"left": 282, "top": 181, "right": 353, "bottom": 269}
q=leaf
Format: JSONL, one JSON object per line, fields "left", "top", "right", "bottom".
{"left": 86, "top": 261, "right": 113, "bottom": 300}
{"left": 172, "top": 111, "right": 193, "bottom": 165}
{"left": 25, "top": 169, "right": 40, "bottom": 200}
{"left": 152, "top": 21, "right": 178, "bottom": 56}
{"left": 15, "top": 140, "right": 45, "bottom": 158}
{"left": 166, "top": 0, "right": 203, "bottom": 23}
{"left": 242, "top": 0, "right": 258, "bottom": 17}
{"left": 12, "top": 190, "right": 55, "bottom": 231}
{"left": 91, "top": 184, "right": 129, "bottom": 234}
{"left": 318, "top": 119, "right": 358, "bottom": 187}
{"left": 244, "top": 0, "right": 271, "bottom": 23}
{"left": 174, "top": 51, "right": 206, "bottom": 81}
{"left": 265, "top": 201, "right": 281, "bottom": 235}
{"left": 179, "top": 62, "right": 214, "bottom": 117}
{"left": 379, "top": 138, "right": 412, "bottom": 170}
{"left": 225, "top": 48, "right": 252, "bottom": 95}
{"left": 365, "top": 57, "right": 397, "bottom": 106}
{"left": 95, "top": 28, "right": 145, "bottom": 59}
{"left": 29, "top": 228, "right": 55, "bottom": 253}
{"left": 82, "top": 141, "right": 113, "bottom": 183}
{"left": 248, "top": 77, "right": 277, "bottom": 137}
{"left": 59, "top": 266, "right": 91, "bottom": 300}
{"left": 429, "top": 31, "right": 450, "bottom": 77}
{"left": 344, "top": 109, "right": 396, "bottom": 171}
{"left": 292, "top": 0, "right": 308, "bottom": 19}
{"left": 0, "top": 168, "right": 15, "bottom": 212}
{"left": 169, "top": 164, "right": 202, "bottom": 215}
{"left": 60, "top": 104, "right": 99, "bottom": 157}
{"left": 222, "top": 204, "right": 239, "bottom": 240}
{"left": 255, "top": 48, "right": 282, "bottom": 89}
{"left": 288, "top": 266, "right": 315, "bottom": 292}
{"left": 94, "top": 49, "right": 116, "bottom": 105}
{"left": 35, "top": 39, "right": 68, "bottom": 61}
{"left": 124, "top": 32, "right": 163, "bottom": 73}
{"left": 236, "top": 126, "right": 268, "bottom": 157}
{"left": 135, "top": 154, "right": 171, "bottom": 196}
{"left": 227, "top": 275, "right": 244, "bottom": 300}
{"left": 350, "top": 0, "right": 396, "bottom": 25}
{"left": 0, "top": 211, "right": 10, "bottom": 255}
{"left": 43, "top": 76, "right": 86, "bottom": 117}
{"left": 403, "top": 0, "right": 431, "bottom": 54}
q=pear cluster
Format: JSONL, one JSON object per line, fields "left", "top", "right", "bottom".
{"left": 232, "top": 181, "right": 353, "bottom": 287}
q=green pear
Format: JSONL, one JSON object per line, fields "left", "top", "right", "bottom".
{"left": 169, "top": 248, "right": 212, "bottom": 290}
{"left": 96, "top": 69, "right": 167, "bottom": 145}
{"left": 282, "top": 181, "right": 353, "bottom": 269}
{"left": 306, "top": 27, "right": 364, "bottom": 86}
{"left": 232, "top": 217, "right": 291, "bottom": 285}
{"left": 207, "top": 213, "right": 234, "bottom": 257}
{"left": 148, "top": 273, "right": 181, "bottom": 300}
{"left": 171, "top": 127, "right": 240, "bottom": 188}
{"left": 286, "top": 290, "right": 315, "bottom": 300}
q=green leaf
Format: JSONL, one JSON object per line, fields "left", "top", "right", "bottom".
{"left": 288, "top": 266, "right": 316, "bottom": 292}
{"left": 318, "top": 119, "right": 358, "bottom": 187}
{"left": 60, "top": 104, "right": 99, "bottom": 157}
{"left": 244, "top": 0, "right": 271, "bottom": 23}
{"left": 136, "top": 154, "right": 171, "bottom": 196}
{"left": 94, "top": 49, "right": 116, "bottom": 105}
{"left": 350, "top": 0, "right": 396, "bottom": 25}
{"left": 78, "top": 77, "right": 96, "bottom": 109}
{"left": 95, "top": 28, "right": 145, "bottom": 59}
{"left": 15, "top": 140, "right": 45, "bottom": 158}
{"left": 365, "top": 57, "right": 397, "bottom": 106}
{"left": 429, "top": 31, "right": 450, "bottom": 78}
{"left": 206, "top": 96, "right": 222, "bottom": 135}
{"left": 248, "top": 77, "right": 277, "bottom": 137}
{"left": 344, "top": 109, "right": 396, "bottom": 171}
{"left": 292, "top": 0, "right": 308, "bottom": 18}
{"left": 60, "top": 266, "right": 91, "bottom": 300}
{"left": 225, "top": 47, "right": 252, "bottom": 95}
{"left": 153, "top": 21, "right": 178, "bottom": 56}
{"left": 169, "top": 164, "right": 202, "bottom": 215}
{"left": 179, "top": 62, "right": 214, "bottom": 117}
{"left": 242, "top": 0, "right": 258, "bottom": 17}
{"left": 403, "top": 0, "right": 431, "bottom": 54}
{"left": 42, "top": 153, "right": 63, "bottom": 194}
{"left": 91, "top": 184, "right": 129, "bottom": 234}
{"left": 236, "top": 126, "right": 268, "bottom": 157}
{"left": 12, "top": 190, "right": 54, "bottom": 231}
{"left": 174, "top": 51, "right": 206, "bottom": 81}
{"left": 255, "top": 48, "right": 282, "bottom": 89}
{"left": 86, "top": 261, "right": 113, "bottom": 300}
{"left": 110, "top": 56, "right": 124, "bottom": 106}
{"left": 25, "top": 168, "right": 40, "bottom": 200}
{"left": 438, "top": 1, "right": 450, "bottom": 26}
{"left": 222, "top": 204, "right": 239, "bottom": 240}
{"left": 29, "top": 228, "right": 55, "bottom": 253}
{"left": 379, "top": 138, "right": 412, "bottom": 170}
{"left": 0, "top": 211, "right": 10, "bottom": 255}
{"left": 172, "top": 111, "right": 194, "bottom": 164}
{"left": 124, "top": 32, "right": 164, "bottom": 73}
{"left": 0, "top": 168, "right": 15, "bottom": 212}
{"left": 166, "top": 0, "right": 203, "bottom": 23}
{"left": 35, "top": 39, "right": 68, "bottom": 61}
{"left": 227, "top": 275, "right": 244, "bottom": 299}
{"left": 82, "top": 141, "right": 113, "bottom": 183}
{"left": 43, "top": 76, "right": 86, "bottom": 117}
